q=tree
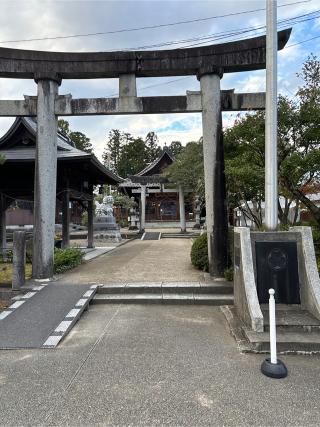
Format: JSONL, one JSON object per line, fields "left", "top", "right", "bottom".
{"left": 164, "top": 140, "right": 204, "bottom": 201}
{"left": 57, "top": 119, "right": 93, "bottom": 153}
{"left": 224, "top": 55, "right": 320, "bottom": 228}
{"left": 69, "top": 131, "right": 93, "bottom": 153}
{"left": 58, "top": 119, "right": 70, "bottom": 135}
{"left": 281, "top": 55, "right": 320, "bottom": 225}
{"left": 168, "top": 140, "right": 184, "bottom": 157}
{"left": 117, "top": 137, "right": 148, "bottom": 177}
{"left": 145, "top": 131, "right": 161, "bottom": 162}
{"left": 102, "top": 129, "right": 123, "bottom": 172}
{"left": 224, "top": 112, "right": 265, "bottom": 227}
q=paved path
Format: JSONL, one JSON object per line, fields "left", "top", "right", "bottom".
{"left": 1, "top": 304, "right": 320, "bottom": 426}
{"left": 59, "top": 238, "right": 203, "bottom": 283}
{"left": 0, "top": 283, "right": 96, "bottom": 348}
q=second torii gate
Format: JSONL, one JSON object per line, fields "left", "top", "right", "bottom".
{"left": 0, "top": 28, "right": 291, "bottom": 278}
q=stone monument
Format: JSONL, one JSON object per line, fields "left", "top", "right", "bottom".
{"left": 93, "top": 195, "right": 122, "bottom": 242}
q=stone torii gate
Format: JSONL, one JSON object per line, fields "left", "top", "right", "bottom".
{"left": 0, "top": 29, "right": 291, "bottom": 279}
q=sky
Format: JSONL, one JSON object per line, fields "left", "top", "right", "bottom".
{"left": 0, "top": 0, "right": 319, "bottom": 160}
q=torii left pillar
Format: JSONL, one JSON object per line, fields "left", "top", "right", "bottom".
{"left": 32, "top": 76, "right": 60, "bottom": 279}
{"left": 199, "top": 70, "right": 228, "bottom": 277}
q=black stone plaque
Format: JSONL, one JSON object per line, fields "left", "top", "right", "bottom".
{"left": 255, "top": 241, "right": 300, "bottom": 304}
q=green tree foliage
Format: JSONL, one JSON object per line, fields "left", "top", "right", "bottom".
{"left": 145, "top": 131, "right": 161, "bottom": 162}
{"left": 118, "top": 137, "right": 148, "bottom": 177}
{"left": 164, "top": 140, "right": 204, "bottom": 201}
{"left": 224, "top": 55, "right": 320, "bottom": 227}
{"left": 168, "top": 140, "right": 184, "bottom": 157}
{"left": 102, "top": 129, "right": 123, "bottom": 171}
{"left": 103, "top": 130, "right": 165, "bottom": 177}
{"left": 58, "top": 119, "right": 93, "bottom": 153}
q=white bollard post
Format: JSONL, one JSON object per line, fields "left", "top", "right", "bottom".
{"left": 261, "top": 288, "right": 288, "bottom": 378}
{"left": 269, "top": 288, "right": 277, "bottom": 364}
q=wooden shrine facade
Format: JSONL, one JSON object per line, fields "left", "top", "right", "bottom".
{"left": 0, "top": 117, "right": 120, "bottom": 248}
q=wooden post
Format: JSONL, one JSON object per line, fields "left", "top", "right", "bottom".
{"left": 62, "top": 189, "right": 70, "bottom": 249}
{"left": 12, "top": 231, "right": 26, "bottom": 290}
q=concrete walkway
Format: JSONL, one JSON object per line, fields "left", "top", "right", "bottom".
{"left": 1, "top": 304, "right": 320, "bottom": 426}
{"left": 0, "top": 283, "right": 96, "bottom": 348}
{"left": 59, "top": 238, "right": 203, "bottom": 283}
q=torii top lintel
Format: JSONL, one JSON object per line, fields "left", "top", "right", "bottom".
{"left": 0, "top": 29, "right": 291, "bottom": 81}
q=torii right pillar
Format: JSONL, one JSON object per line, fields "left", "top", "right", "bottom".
{"left": 199, "top": 70, "right": 228, "bottom": 277}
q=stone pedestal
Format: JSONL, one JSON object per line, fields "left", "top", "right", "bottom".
{"left": 233, "top": 226, "right": 320, "bottom": 332}
{"left": 93, "top": 195, "right": 122, "bottom": 242}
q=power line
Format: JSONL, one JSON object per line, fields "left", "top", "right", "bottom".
{"left": 0, "top": 0, "right": 310, "bottom": 45}
{"left": 118, "top": 9, "right": 320, "bottom": 51}
{"left": 285, "top": 33, "right": 320, "bottom": 47}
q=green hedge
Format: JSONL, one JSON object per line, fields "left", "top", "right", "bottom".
{"left": 191, "top": 233, "right": 209, "bottom": 272}
{"left": 54, "top": 247, "right": 83, "bottom": 274}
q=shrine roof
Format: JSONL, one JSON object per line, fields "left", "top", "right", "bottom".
{"left": 136, "top": 147, "right": 174, "bottom": 177}
{"left": 0, "top": 117, "right": 121, "bottom": 184}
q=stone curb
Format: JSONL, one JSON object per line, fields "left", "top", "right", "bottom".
{"left": 42, "top": 284, "right": 98, "bottom": 348}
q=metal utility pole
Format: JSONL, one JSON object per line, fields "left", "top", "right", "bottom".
{"left": 265, "top": 0, "right": 278, "bottom": 230}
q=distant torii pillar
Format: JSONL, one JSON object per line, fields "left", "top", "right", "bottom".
{"left": 140, "top": 184, "right": 146, "bottom": 233}
{"left": 178, "top": 185, "right": 186, "bottom": 233}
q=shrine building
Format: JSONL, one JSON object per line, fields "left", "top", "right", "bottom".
{"left": 119, "top": 147, "right": 196, "bottom": 231}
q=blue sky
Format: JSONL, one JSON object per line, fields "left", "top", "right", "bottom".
{"left": 0, "top": 0, "right": 319, "bottom": 159}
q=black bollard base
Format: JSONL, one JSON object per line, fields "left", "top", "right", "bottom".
{"left": 261, "top": 358, "right": 288, "bottom": 379}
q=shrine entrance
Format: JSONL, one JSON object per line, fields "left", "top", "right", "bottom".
{"left": 0, "top": 28, "right": 291, "bottom": 279}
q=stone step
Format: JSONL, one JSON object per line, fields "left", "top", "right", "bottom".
{"left": 262, "top": 307, "right": 320, "bottom": 333}
{"left": 244, "top": 329, "right": 320, "bottom": 352}
{"left": 97, "top": 282, "right": 233, "bottom": 295}
{"left": 161, "top": 233, "right": 196, "bottom": 239}
{"left": 93, "top": 293, "right": 234, "bottom": 305}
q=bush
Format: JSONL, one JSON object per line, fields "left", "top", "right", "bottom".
{"left": 0, "top": 249, "right": 13, "bottom": 263}
{"left": 191, "top": 233, "right": 208, "bottom": 272}
{"left": 54, "top": 247, "right": 83, "bottom": 274}
{"left": 117, "top": 218, "right": 128, "bottom": 228}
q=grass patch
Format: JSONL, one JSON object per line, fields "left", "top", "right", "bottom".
{"left": 54, "top": 247, "right": 83, "bottom": 274}
{"left": 0, "top": 263, "right": 32, "bottom": 285}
